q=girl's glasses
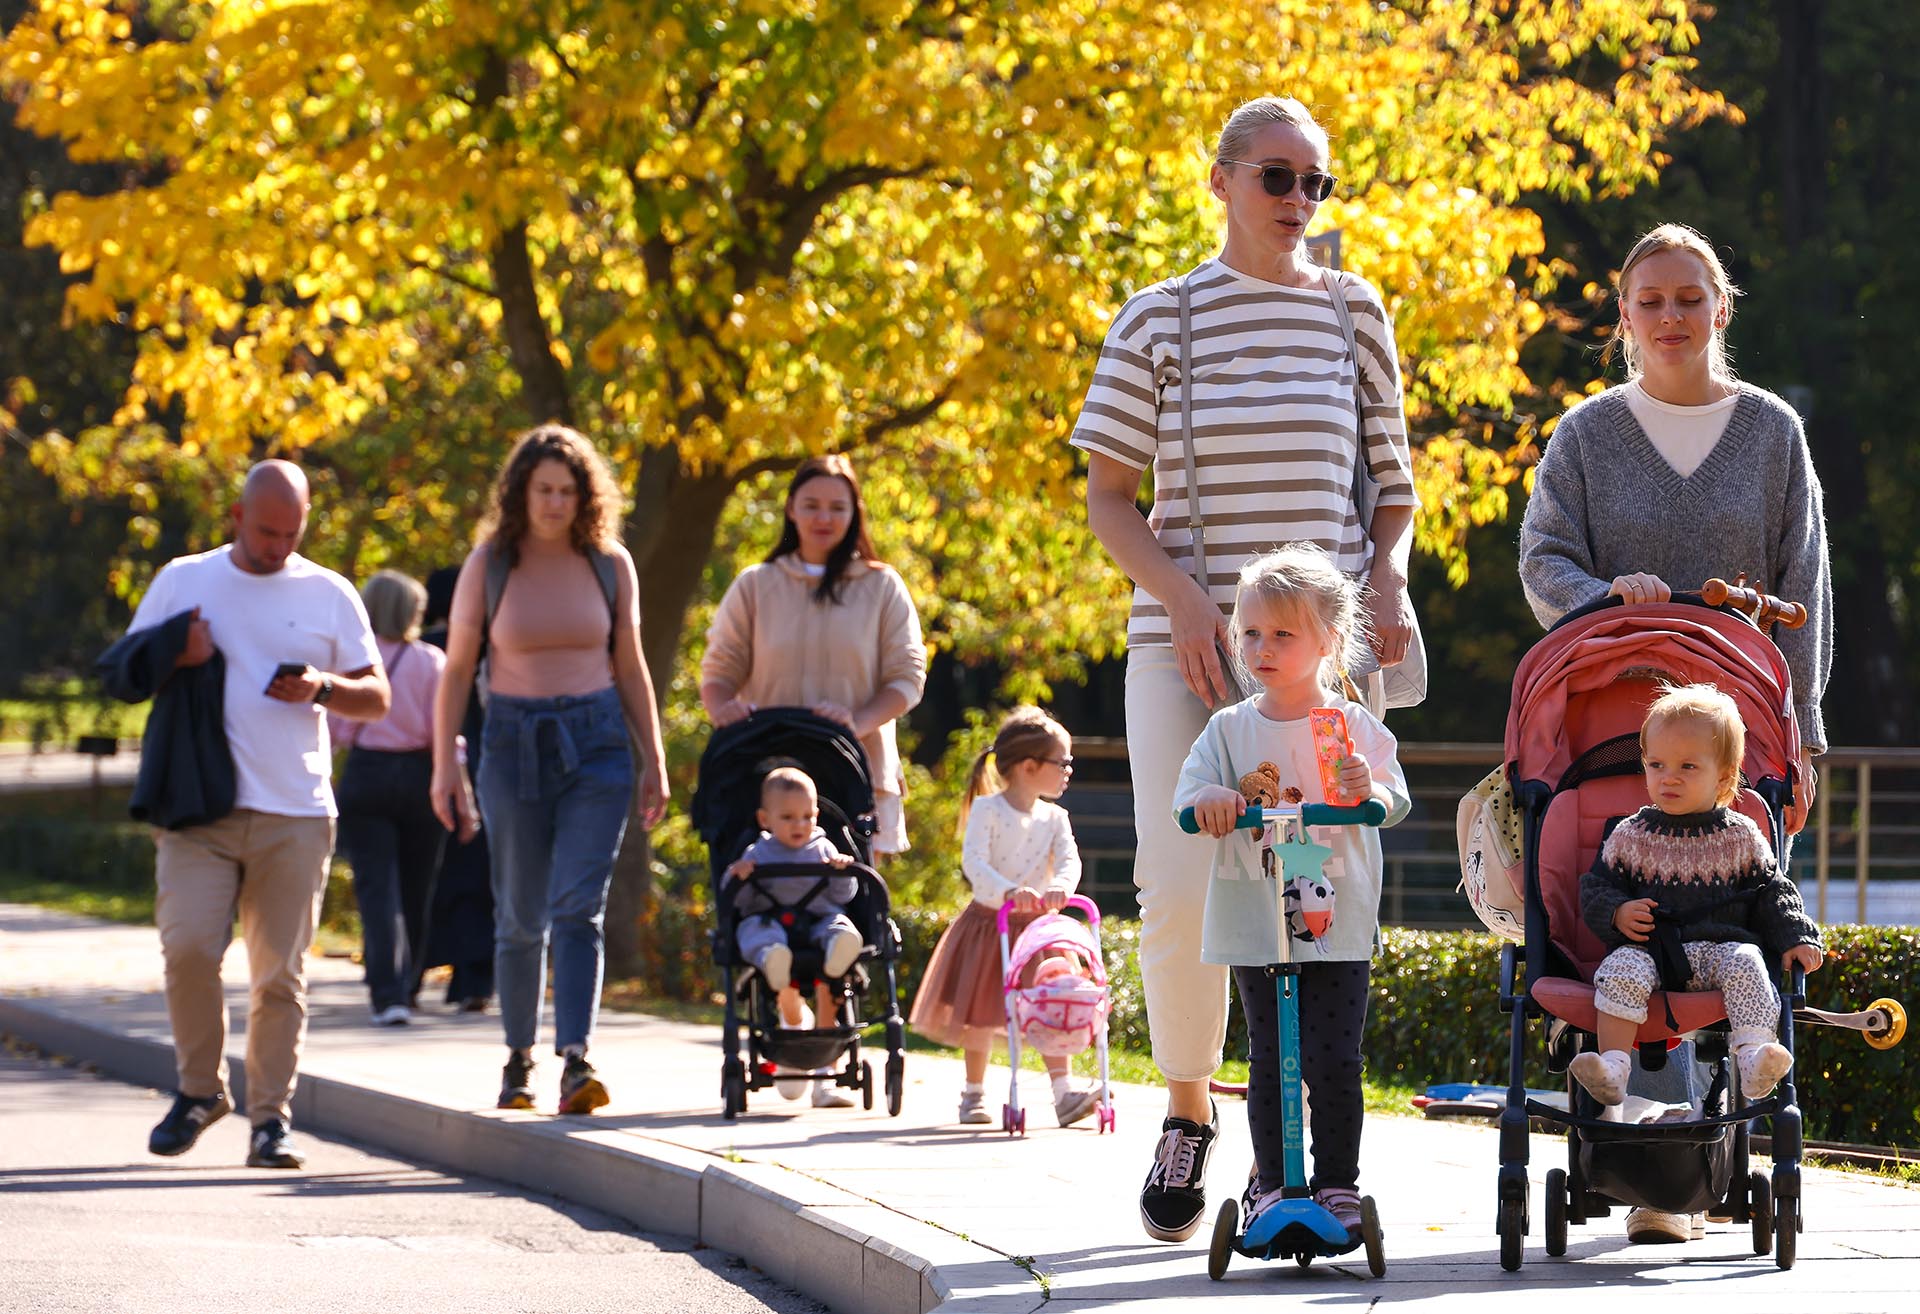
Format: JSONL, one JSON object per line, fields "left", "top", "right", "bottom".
{"left": 1040, "top": 756, "right": 1074, "bottom": 769}
{"left": 1217, "top": 159, "right": 1338, "bottom": 202}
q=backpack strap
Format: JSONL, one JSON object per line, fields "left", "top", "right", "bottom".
{"left": 480, "top": 542, "right": 622, "bottom": 663}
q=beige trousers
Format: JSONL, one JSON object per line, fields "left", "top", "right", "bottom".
{"left": 1124, "top": 646, "right": 1230, "bottom": 1081}
{"left": 153, "top": 809, "right": 335, "bottom": 1126}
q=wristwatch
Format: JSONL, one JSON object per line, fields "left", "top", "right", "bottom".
{"left": 314, "top": 676, "right": 335, "bottom": 706}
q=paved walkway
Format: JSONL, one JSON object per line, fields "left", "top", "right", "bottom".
{"left": 1, "top": 903, "right": 1915, "bottom": 1312}
{"left": 0, "top": 743, "right": 139, "bottom": 795}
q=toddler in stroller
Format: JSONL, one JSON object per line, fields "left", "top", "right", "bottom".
{"left": 1490, "top": 591, "right": 1905, "bottom": 1272}
{"left": 690, "top": 707, "right": 907, "bottom": 1119}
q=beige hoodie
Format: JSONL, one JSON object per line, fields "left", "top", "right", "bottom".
{"left": 701, "top": 554, "right": 927, "bottom": 794}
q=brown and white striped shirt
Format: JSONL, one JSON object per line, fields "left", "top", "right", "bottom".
{"left": 1070, "top": 258, "right": 1416, "bottom": 647}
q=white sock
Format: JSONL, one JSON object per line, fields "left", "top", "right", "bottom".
{"left": 962, "top": 1081, "right": 984, "bottom": 1096}
{"left": 1050, "top": 1072, "right": 1074, "bottom": 1099}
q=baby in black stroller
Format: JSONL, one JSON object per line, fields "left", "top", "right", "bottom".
{"left": 690, "top": 708, "right": 907, "bottom": 1119}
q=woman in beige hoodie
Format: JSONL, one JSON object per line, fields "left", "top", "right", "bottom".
{"left": 700, "top": 455, "right": 926, "bottom": 1052}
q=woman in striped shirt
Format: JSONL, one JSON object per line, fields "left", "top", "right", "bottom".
{"left": 1071, "top": 94, "right": 1418, "bottom": 1244}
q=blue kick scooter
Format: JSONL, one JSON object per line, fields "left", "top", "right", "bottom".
{"left": 1178, "top": 799, "right": 1388, "bottom": 1280}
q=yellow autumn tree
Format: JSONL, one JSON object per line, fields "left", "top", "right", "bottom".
{"left": 4, "top": 0, "right": 1730, "bottom": 680}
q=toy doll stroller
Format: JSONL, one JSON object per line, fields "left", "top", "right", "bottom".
{"left": 689, "top": 707, "right": 908, "bottom": 1119}
{"left": 996, "top": 894, "right": 1116, "bottom": 1135}
{"left": 1491, "top": 592, "right": 1907, "bottom": 1271}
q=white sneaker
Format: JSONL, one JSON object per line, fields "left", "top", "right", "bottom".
{"left": 821, "top": 926, "right": 863, "bottom": 979}
{"left": 757, "top": 943, "right": 793, "bottom": 993}
{"left": 1570, "top": 1049, "right": 1630, "bottom": 1105}
{"left": 1053, "top": 1086, "right": 1100, "bottom": 1127}
{"left": 1736, "top": 1041, "right": 1793, "bottom": 1099}
{"left": 812, "top": 1072, "right": 854, "bottom": 1108}
{"left": 958, "top": 1088, "right": 993, "bottom": 1124}
{"left": 1625, "top": 1206, "right": 1693, "bottom": 1244}
{"left": 371, "top": 1004, "right": 411, "bottom": 1027}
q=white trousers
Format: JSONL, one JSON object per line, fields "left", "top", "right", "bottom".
{"left": 1124, "top": 645, "right": 1229, "bottom": 1081}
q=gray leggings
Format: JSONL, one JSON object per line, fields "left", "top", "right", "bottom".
{"left": 1233, "top": 961, "right": 1371, "bottom": 1195}
{"left": 1593, "top": 939, "right": 1780, "bottom": 1051}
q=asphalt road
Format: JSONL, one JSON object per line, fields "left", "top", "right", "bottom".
{"left": 0, "top": 1045, "right": 829, "bottom": 1314}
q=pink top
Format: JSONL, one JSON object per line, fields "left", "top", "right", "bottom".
{"left": 331, "top": 637, "right": 444, "bottom": 752}
{"left": 448, "top": 541, "right": 631, "bottom": 698}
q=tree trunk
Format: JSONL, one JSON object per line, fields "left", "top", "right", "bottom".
{"left": 599, "top": 452, "right": 740, "bottom": 978}
{"left": 489, "top": 220, "right": 575, "bottom": 428}
{"left": 1771, "top": 0, "right": 1913, "bottom": 744}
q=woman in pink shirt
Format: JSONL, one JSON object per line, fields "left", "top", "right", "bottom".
{"left": 331, "top": 569, "right": 447, "bottom": 1027}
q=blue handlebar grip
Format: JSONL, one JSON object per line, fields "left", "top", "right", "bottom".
{"left": 1177, "top": 799, "right": 1384, "bottom": 833}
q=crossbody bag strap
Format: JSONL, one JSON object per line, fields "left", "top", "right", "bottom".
{"left": 1177, "top": 273, "right": 1211, "bottom": 597}
{"left": 1323, "top": 268, "right": 1372, "bottom": 523}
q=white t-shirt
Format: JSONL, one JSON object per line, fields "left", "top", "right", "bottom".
{"left": 128, "top": 545, "right": 381, "bottom": 818}
{"left": 1172, "top": 694, "right": 1410, "bottom": 965}
{"left": 1623, "top": 379, "right": 1739, "bottom": 479}
{"left": 1068, "top": 259, "right": 1417, "bottom": 647}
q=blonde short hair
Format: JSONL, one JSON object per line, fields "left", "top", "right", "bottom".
{"left": 1642, "top": 683, "right": 1745, "bottom": 806}
{"left": 361, "top": 569, "right": 426, "bottom": 642}
{"left": 1230, "top": 543, "right": 1365, "bottom": 694}
{"left": 760, "top": 766, "right": 817, "bottom": 808}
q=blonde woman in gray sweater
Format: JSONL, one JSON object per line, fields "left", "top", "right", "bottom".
{"left": 1519, "top": 222, "right": 1834, "bottom": 1245}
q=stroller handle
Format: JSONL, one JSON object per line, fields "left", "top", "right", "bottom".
{"left": 996, "top": 892, "right": 1100, "bottom": 935}
{"left": 1177, "top": 800, "right": 1386, "bottom": 834}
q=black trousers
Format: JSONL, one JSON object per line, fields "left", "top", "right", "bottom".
{"left": 337, "top": 748, "right": 445, "bottom": 1011}
{"left": 1232, "top": 960, "right": 1371, "bottom": 1195}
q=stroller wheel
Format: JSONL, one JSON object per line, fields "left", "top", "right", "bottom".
{"left": 860, "top": 1060, "right": 875, "bottom": 1112}
{"left": 1207, "top": 1198, "right": 1238, "bottom": 1281}
{"left": 1748, "top": 1171, "right": 1772, "bottom": 1255}
{"left": 1497, "top": 1192, "right": 1525, "bottom": 1272}
{"left": 1097, "top": 1101, "right": 1115, "bottom": 1134}
{"left": 1360, "top": 1195, "right": 1386, "bottom": 1278}
{"left": 721, "top": 1060, "right": 748, "bottom": 1120}
{"left": 1774, "top": 1189, "right": 1797, "bottom": 1270}
{"left": 1543, "top": 1168, "right": 1567, "bottom": 1257}
{"left": 884, "top": 1054, "right": 904, "bottom": 1117}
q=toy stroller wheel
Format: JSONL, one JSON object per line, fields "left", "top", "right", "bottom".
{"left": 1542, "top": 1169, "right": 1567, "bottom": 1257}
{"left": 884, "top": 1054, "right": 904, "bottom": 1117}
{"left": 1207, "top": 1198, "right": 1238, "bottom": 1281}
{"left": 1497, "top": 1193, "right": 1525, "bottom": 1272}
{"left": 860, "top": 1060, "right": 874, "bottom": 1111}
{"left": 1098, "top": 1102, "right": 1115, "bottom": 1133}
{"left": 1774, "top": 1190, "right": 1797, "bottom": 1270}
{"left": 1865, "top": 997, "right": 1907, "bottom": 1050}
{"left": 721, "top": 1060, "right": 747, "bottom": 1120}
{"left": 1360, "top": 1194, "right": 1386, "bottom": 1278}
{"left": 1749, "top": 1171, "right": 1772, "bottom": 1256}
{"left": 1013, "top": 1106, "right": 1027, "bottom": 1135}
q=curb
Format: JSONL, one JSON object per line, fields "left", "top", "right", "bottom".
{"left": 0, "top": 995, "right": 963, "bottom": 1314}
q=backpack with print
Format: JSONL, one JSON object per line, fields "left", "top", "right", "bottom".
{"left": 1456, "top": 764, "right": 1525, "bottom": 942}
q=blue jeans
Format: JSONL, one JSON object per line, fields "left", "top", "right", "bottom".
{"left": 476, "top": 687, "right": 633, "bottom": 1054}
{"left": 337, "top": 748, "right": 446, "bottom": 1012}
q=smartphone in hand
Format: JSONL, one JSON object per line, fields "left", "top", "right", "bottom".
{"left": 264, "top": 661, "right": 308, "bottom": 695}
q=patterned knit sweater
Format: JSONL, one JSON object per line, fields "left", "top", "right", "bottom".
{"left": 1581, "top": 806, "right": 1822, "bottom": 959}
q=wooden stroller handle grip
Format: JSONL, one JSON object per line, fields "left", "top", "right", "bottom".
{"left": 1702, "top": 576, "right": 1808, "bottom": 631}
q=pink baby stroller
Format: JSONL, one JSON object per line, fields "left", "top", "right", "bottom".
{"left": 996, "top": 894, "right": 1116, "bottom": 1135}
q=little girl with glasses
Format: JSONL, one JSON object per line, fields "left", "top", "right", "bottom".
{"left": 910, "top": 706, "right": 1101, "bottom": 1128}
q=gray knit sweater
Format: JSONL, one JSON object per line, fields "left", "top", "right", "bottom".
{"left": 1519, "top": 382, "right": 1833, "bottom": 752}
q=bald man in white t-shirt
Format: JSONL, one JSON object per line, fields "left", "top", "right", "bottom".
{"left": 125, "top": 462, "right": 389, "bottom": 1170}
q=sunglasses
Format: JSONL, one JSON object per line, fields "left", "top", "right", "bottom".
{"left": 1217, "top": 159, "right": 1339, "bottom": 203}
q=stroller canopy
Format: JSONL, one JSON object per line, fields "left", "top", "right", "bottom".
{"left": 690, "top": 707, "right": 877, "bottom": 868}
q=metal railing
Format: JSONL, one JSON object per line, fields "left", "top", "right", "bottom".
{"left": 1063, "top": 738, "right": 1920, "bottom": 930}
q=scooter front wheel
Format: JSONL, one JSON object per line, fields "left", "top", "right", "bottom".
{"left": 1207, "top": 1198, "right": 1239, "bottom": 1281}
{"left": 1360, "top": 1194, "right": 1386, "bottom": 1277}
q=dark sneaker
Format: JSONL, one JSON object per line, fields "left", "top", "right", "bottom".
{"left": 498, "top": 1050, "right": 536, "bottom": 1110}
{"left": 245, "top": 1119, "right": 305, "bottom": 1169}
{"left": 1139, "top": 1105, "right": 1218, "bottom": 1241}
{"left": 558, "top": 1054, "right": 610, "bottom": 1115}
{"left": 148, "top": 1090, "right": 230, "bottom": 1157}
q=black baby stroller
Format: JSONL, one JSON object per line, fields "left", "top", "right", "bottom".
{"left": 1491, "top": 590, "right": 1906, "bottom": 1271}
{"left": 690, "top": 707, "right": 907, "bottom": 1119}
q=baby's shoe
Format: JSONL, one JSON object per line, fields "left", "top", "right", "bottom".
{"left": 1736, "top": 1041, "right": 1793, "bottom": 1100}
{"left": 757, "top": 943, "right": 793, "bottom": 992}
{"left": 958, "top": 1084, "right": 993, "bottom": 1125}
{"left": 821, "top": 926, "right": 863, "bottom": 979}
{"left": 1570, "top": 1049, "right": 1631, "bottom": 1105}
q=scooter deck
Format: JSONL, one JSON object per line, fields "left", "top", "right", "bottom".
{"left": 1238, "top": 1199, "right": 1357, "bottom": 1259}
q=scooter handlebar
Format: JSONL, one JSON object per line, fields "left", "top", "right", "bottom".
{"left": 1177, "top": 799, "right": 1386, "bottom": 834}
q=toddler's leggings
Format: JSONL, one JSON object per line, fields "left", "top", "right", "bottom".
{"left": 1232, "top": 960, "right": 1371, "bottom": 1194}
{"left": 1592, "top": 940, "right": 1780, "bottom": 1051}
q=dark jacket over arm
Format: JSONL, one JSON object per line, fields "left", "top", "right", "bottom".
{"left": 95, "top": 610, "right": 236, "bottom": 831}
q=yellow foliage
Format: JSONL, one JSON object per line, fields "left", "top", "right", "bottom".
{"left": 3, "top": 0, "right": 1729, "bottom": 659}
